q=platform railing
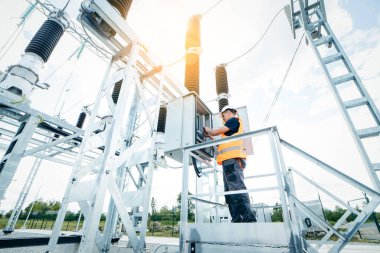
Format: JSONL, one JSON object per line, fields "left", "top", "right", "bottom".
{"left": 179, "top": 126, "right": 380, "bottom": 253}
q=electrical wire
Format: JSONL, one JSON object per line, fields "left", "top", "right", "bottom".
{"left": 225, "top": 7, "right": 284, "bottom": 65}
{"left": 261, "top": 33, "right": 305, "bottom": 127}
{"left": 42, "top": 46, "right": 82, "bottom": 83}
{"left": 62, "top": 0, "right": 71, "bottom": 11}
{"left": 165, "top": 55, "right": 185, "bottom": 67}
{"left": 53, "top": 58, "right": 78, "bottom": 116}
{"left": 55, "top": 59, "right": 80, "bottom": 116}
{"left": 202, "top": 0, "right": 225, "bottom": 16}
{"left": 0, "top": 23, "right": 26, "bottom": 61}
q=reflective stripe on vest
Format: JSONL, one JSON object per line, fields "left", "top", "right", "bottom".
{"left": 217, "top": 146, "right": 241, "bottom": 155}
{"left": 216, "top": 117, "right": 247, "bottom": 165}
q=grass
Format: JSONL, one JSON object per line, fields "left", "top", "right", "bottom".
{"left": 0, "top": 218, "right": 106, "bottom": 231}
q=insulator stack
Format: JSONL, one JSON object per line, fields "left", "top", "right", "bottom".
{"left": 185, "top": 15, "right": 202, "bottom": 96}
{"left": 76, "top": 112, "right": 87, "bottom": 129}
{"left": 53, "top": 126, "right": 63, "bottom": 140}
{"left": 25, "top": 19, "right": 65, "bottom": 63}
{"left": 185, "top": 15, "right": 201, "bottom": 50}
{"left": 185, "top": 53, "right": 200, "bottom": 95}
{"left": 157, "top": 106, "right": 167, "bottom": 133}
{"left": 215, "top": 65, "right": 229, "bottom": 112}
{"left": 112, "top": 80, "right": 123, "bottom": 104}
{"left": 218, "top": 98, "right": 229, "bottom": 112}
{"left": 107, "top": 0, "right": 133, "bottom": 18}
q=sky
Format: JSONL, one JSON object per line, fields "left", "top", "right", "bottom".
{"left": 0, "top": 0, "right": 379, "bottom": 215}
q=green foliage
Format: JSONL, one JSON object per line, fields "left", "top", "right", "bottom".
{"left": 271, "top": 203, "right": 283, "bottom": 222}
{"left": 324, "top": 205, "right": 358, "bottom": 223}
{"left": 176, "top": 192, "right": 195, "bottom": 221}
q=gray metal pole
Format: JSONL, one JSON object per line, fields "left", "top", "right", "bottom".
{"left": 21, "top": 183, "right": 42, "bottom": 229}
{"left": 179, "top": 150, "right": 190, "bottom": 253}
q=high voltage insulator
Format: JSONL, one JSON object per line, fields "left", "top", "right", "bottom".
{"left": 218, "top": 98, "right": 229, "bottom": 112}
{"left": 157, "top": 106, "right": 167, "bottom": 133}
{"left": 185, "top": 52, "right": 200, "bottom": 95}
{"left": 25, "top": 19, "right": 65, "bottom": 63}
{"left": 215, "top": 64, "right": 229, "bottom": 112}
{"left": 107, "top": 0, "right": 133, "bottom": 19}
{"left": 112, "top": 80, "right": 123, "bottom": 104}
{"left": 53, "top": 126, "right": 63, "bottom": 140}
{"left": 185, "top": 15, "right": 202, "bottom": 96}
{"left": 185, "top": 15, "right": 201, "bottom": 49}
{"left": 216, "top": 65, "right": 229, "bottom": 94}
{"left": 76, "top": 112, "right": 87, "bottom": 129}
{"left": 0, "top": 11, "right": 68, "bottom": 99}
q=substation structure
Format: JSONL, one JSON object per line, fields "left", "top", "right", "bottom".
{"left": 0, "top": 1, "right": 379, "bottom": 253}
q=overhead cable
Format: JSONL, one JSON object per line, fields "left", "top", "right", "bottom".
{"left": 202, "top": 0, "right": 226, "bottom": 16}
{"left": 261, "top": 33, "right": 305, "bottom": 127}
{"left": 225, "top": 7, "right": 284, "bottom": 65}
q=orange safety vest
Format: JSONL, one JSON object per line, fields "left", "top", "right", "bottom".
{"left": 216, "top": 117, "right": 247, "bottom": 165}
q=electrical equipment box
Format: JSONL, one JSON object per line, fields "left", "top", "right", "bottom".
{"left": 163, "top": 93, "right": 213, "bottom": 163}
{"left": 212, "top": 106, "right": 254, "bottom": 155}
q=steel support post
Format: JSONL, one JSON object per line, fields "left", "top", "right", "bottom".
{"left": 0, "top": 114, "right": 39, "bottom": 200}
{"left": 268, "top": 128, "right": 302, "bottom": 253}
{"left": 77, "top": 42, "right": 140, "bottom": 253}
{"left": 272, "top": 131, "right": 304, "bottom": 252}
{"left": 101, "top": 65, "right": 140, "bottom": 253}
{"left": 180, "top": 150, "right": 190, "bottom": 253}
{"left": 47, "top": 58, "right": 114, "bottom": 253}
{"left": 3, "top": 156, "right": 43, "bottom": 233}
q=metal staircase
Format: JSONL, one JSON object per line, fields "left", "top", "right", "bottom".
{"left": 286, "top": 0, "right": 380, "bottom": 192}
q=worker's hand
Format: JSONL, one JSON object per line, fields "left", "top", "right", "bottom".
{"left": 203, "top": 127, "right": 210, "bottom": 134}
{"left": 203, "top": 127, "right": 214, "bottom": 140}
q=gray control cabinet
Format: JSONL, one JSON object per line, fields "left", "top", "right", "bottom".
{"left": 164, "top": 92, "right": 213, "bottom": 163}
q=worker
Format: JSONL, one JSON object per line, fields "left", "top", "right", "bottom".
{"left": 203, "top": 105, "right": 256, "bottom": 223}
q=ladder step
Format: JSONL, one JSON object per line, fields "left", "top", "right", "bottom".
{"left": 332, "top": 73, "right": 355, "bottom": 85}
{"left": 344, "top": 97, "right": 368, "bottom": 109}
{"left": 314, "top": 35, "right": 332, "bottom": 47}
{"left": 357, "top": 126, "right": 380, "bottom": 139}
{"left": 373, "top": 163, "right": 380, "bottom": 172}
{"left": 322, "top": 53, "right": 343, "bottom": 64}
{"left": 309, "top": 19, "right": 324, "bottom": 29}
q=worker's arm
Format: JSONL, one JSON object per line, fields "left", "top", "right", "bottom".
{"left": 204, "top": 126, "right": 230, "bottom": 137}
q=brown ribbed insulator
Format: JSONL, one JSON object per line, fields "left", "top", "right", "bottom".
{"left": 157, "top": 106, "right": 167, "bottom": 133}
{"left": 185, "top": 53, "right": 200, "bottom": 95}
{"left": 112, "top": 80, "right": 123, "bottom": 104}
{"left": 218, "top": 98, "right": 229, "bottom": 112}
{"left": 185, "top": 15, "right": 201, "bottom": 50}
{"left": 107, "top": 0, "right": 133, "bottom": 18}
{"left": 215, "top": 65, "right": 229, "bottom": 95}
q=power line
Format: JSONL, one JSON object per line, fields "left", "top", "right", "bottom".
{"left": 261, "top": 33, "right": 305, "bottom": 127}
{"left": 42, "top": 45, "right": 82, "bottom": 83}
{"left": 202, "top": 0, "right": 225, "bottom": 16}
{"left": 62, "top": 0, "right": 71, "bottom": 12}
{"left": 165, "top": 55, "right": 185, "bottom": 67}
{"left": 0, "top": 23, "right": 26, "bottom": 61}
{"left": 225, "top": 7, "right": 284, "bottom": 65}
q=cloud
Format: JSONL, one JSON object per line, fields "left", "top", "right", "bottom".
{"left": 326, "top": 0, "right": 353, "bottom": 38}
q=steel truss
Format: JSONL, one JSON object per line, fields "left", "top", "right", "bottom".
{"left": 0, "top": 89, "right": 101, "bottom": 233}
{"left": 1, "top": 0, "right": 184, "bottom": 243}
{"left": 180, "top": 127, "right": 380, "bottom": 253}
{"left": 286, "top": 0, "right": 380, "bottom": 191}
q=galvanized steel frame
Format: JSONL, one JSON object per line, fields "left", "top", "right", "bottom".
{"left": 179, "top": 126, "right": 380, "bottom": 253}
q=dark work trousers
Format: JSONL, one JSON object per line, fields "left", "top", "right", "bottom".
{"left": 222, "top": 158, "right": 257, "bottom": 223}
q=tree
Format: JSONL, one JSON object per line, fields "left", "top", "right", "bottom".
{"left": 151, "top": 197, "right": 157, "bottom": 214}
{"left": 271, "top": 203, "right": 283, "bottom": 222}
{"left": 177, "top": 192, "right": 195, "bottom": 221}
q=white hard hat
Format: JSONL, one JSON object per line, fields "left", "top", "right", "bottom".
{"left": 220, "top": 105, "right": 237, "bottom": 113}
